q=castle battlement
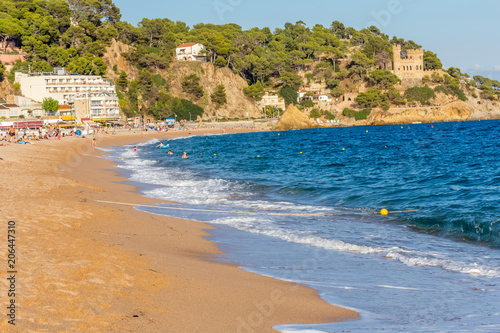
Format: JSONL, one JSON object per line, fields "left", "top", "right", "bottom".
{"left": 392, "top": 45, "right": 424, "bottom": 79}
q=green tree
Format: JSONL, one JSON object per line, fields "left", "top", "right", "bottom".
{"left": 42, "top": 97, "right": 59, "bottom": 114}
{"left": 280, "top": 86, "right": 298, "bottom": 106}
{"left": 354, "top": 88, "right": 386, "bottom": 108}
{"left": 277, "top": 72, "right": 303, "bottom": 88}
{"left": 243, "top": 81, "right": 265, "bottom": 101}
{"left": 309, "top": 108, "right": 322, "bottom": 118}
{"left": 404, "top": 86, "right": 435, "bottom": 105}
{"left": 181, "top": 74, "right": 204, "bottom": 99}
{"left": 172, "top": 98, "right": 204, "bottom": 121}
{"left": 214, "top": 56, "right": 227, "bottom": 67}
{"left": 0, "top": 62, "right": 5, "bottom": 82}
{"left": 423, "top": 51, "right": 443, "bottom": 70}
{"left": 211, "top": 84, "right": 227, "bottom": 108}
{"left": 367, "top": 70, "right": 401, "bottom": 89}
{"left": 139, "top": 69, "right": 153, "bottom": 95}
{"left": 348, "top": 51, "right": 374, "bottom": 81}
{"left": 386, "top": 86, "right": 406, "bottom": 105}
{"left": 343, "top": 107, "right": 372, "bottom": 121}
{"left": 31, "top": 61, "right": 53, "bottom": 73}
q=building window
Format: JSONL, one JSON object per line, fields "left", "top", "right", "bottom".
{"left": 0, "top": 110, "right": 6, "bottom": 117}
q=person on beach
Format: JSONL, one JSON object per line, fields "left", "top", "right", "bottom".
{"left": 182, "top": 152, "right": 187, "bottom": 158}
{"left": 91, "top": 138, "right": 96, "bottom": 152}
{"left": 8, "top": 126, "right": 16, "bottom": 143}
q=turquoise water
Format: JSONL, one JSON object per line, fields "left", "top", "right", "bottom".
{"left": 110, "top": 120, "right": 500, "bottom": 332}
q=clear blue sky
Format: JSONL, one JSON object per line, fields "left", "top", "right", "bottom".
{"left": 114, "top": 0, "right": 500, "bottom": 80}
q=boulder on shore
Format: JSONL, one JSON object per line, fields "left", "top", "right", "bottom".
{"left": 274, "top": 104, "right": 318, "bottom": 130}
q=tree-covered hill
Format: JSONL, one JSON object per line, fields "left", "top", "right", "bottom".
{"left": 1, "top": 0, "right": 499, "bottom": 121}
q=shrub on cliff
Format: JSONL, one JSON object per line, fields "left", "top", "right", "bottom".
{"left": 343, "top": 107, "right": 371, "bottom": 121}
{"left": 404, "top": 86, "right": 435, "bottom": 105}
{"left": 355, "top": 88, "right": 387, "bottom": 108}
{"left": 280, "top": 86, "right": 298, "bottom": 106}
{"left": 423, "top": 51, "right": 443, "bottom": 70}
{"left": 211, "top": 84, "right": 227, "bottom": 108}
{"left": 0, "top": 63, "right": 5, "bottom": 82}
{"left": 182, "top": 74, "right": 204, "bottom": 99}
{"left": 172, "top": 98, "right": 204, "bottom": 121}
{"left": 367, "top": 70, "right": 401, "bottom": 89}
{"left": 243, "top": 81, "right": 265, "bottom": 101}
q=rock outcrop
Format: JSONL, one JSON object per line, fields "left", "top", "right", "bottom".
{"left": 274, "top": 104, "right": 318, "bottom": 130}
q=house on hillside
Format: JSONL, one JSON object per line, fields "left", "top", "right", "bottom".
{"left": 176, "top": 43, "right": 207, "bottom": 62}
{"left": 261, "top": 92, "right": 286, "bottom": 110}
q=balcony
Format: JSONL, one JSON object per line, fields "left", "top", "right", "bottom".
{"left": 45, "top": 82, "right": 110, "bottom": 86}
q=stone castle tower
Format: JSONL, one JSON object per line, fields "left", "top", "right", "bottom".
{"left": 392, "top": 45, "right": 424, "bottom": 75}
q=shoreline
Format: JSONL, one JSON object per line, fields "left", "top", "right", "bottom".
{"left": 1, "top": 128, "right": 358, "bottom": 332}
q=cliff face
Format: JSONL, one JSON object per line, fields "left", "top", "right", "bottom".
{"left": 342, "top": 92, "right": 500, "bottom": 126}
{"left": 101, "top": 40, "right": 261, "bottom": 120}
{"left": 103, "top": 39, "right": 138, "bottom": 82}
{"left": 168, "top": 61, "right": 261, "bottom": 120}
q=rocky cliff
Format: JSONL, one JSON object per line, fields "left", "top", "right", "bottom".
{"left": 101, "top": 39, "right": 261, "bottom": 121}
{"left": 103, "top": 39, "right": 138, "bottom": 82}
{"left": 274, "top": 104, "right": 318, "bottom": 130}
{"left": 337, "top": 92, "right": 500, "bottom": 126}
{"left": 168, "top": 61, "right": 261, "bottom": 120}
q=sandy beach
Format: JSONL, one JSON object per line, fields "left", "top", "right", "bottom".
{"left": 0, "top": 128, "right": 358, "bottom": 332}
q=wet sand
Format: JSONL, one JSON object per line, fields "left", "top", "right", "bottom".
{"left": 0, "top": 128, "right": 358, "bottom": 332}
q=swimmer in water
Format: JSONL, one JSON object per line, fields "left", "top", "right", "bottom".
{"left": 168, "top": 150, "right": 173, "bottom": 155}
{"left": 182, "top": 152, "right": 187, "bottom": 158}
{"left": 156, "top": 142, "right": 169, "bottom": 148}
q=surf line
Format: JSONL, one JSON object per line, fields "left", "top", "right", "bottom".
{"left": 94, "top": 200, "right": 418, "bottom": 216}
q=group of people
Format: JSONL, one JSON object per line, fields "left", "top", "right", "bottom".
{"left": 1, "top": 125, "right": 65, "bottom": 144}
{"left": 152, "top": 141, "right": 187, "bottom": 158}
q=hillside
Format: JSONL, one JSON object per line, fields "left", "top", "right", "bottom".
{"left": 1, "top": 0, "right": 500, "bottom": 124}
{"left": 168, "top": 61, "right": 261, "bottom": 120}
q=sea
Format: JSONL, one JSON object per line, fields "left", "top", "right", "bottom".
{"left": 106, "top": 120, "right": 500, "bottom": 332}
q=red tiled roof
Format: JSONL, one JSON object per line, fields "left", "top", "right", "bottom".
{"left": 58, "top": 104, "right": 71, "bottom": 109}
{"left": 177, "top": 42, "right": 197, "bottom": 48}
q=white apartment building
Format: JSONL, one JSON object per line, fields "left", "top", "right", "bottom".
{"left": 71, "top": 92, "right": 120, "bottom": 121}
{"left": 176, "top": 43, "right": 207, "bottom": 62}
{"left": 15, "top": 68, "right": 121, "bottom": 122}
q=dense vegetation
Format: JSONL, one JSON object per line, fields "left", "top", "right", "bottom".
{"left": 0, "top": 0, "right": 497, "bottom": 121}
{"left": 342, "top": 107, "right": 371, "bottom": 120}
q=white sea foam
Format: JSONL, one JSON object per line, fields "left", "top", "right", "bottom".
{"left": 114, "top": 144, "right": 500, "bottom": 280}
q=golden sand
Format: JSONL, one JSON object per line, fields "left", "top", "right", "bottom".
{"left": 0, "top": 128, "right": 358, "bottom": 332}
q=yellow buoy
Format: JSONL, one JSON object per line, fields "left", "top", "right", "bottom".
{"left": 278, "top": 133, "right": 280, "bottom": 136}
{"left": 366, "top": 130, "right": 368, "bottom": 133}
{"left": 401, "top": 126, "right": 403, "bottom": 129}
{"left": 380, "top": 209, "right": 389, "bottom": 215}
{"left": 342, "top": 148, "right": 345, "bottom": 151}
{"left": 214, "top": 153, "right": 217, "bottom": 156}
{"left": 121, "top": 158, "right": 124, "bottom": 160}
{"left": 257, "top": 155, "right": 260, "bottom": 157}
{"left": 300, "top": 152, "right": 303, "bottom": 154}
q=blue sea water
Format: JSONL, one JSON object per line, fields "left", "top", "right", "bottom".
{"left": 109, "top": 120, "right": 500, "bottom": 332}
